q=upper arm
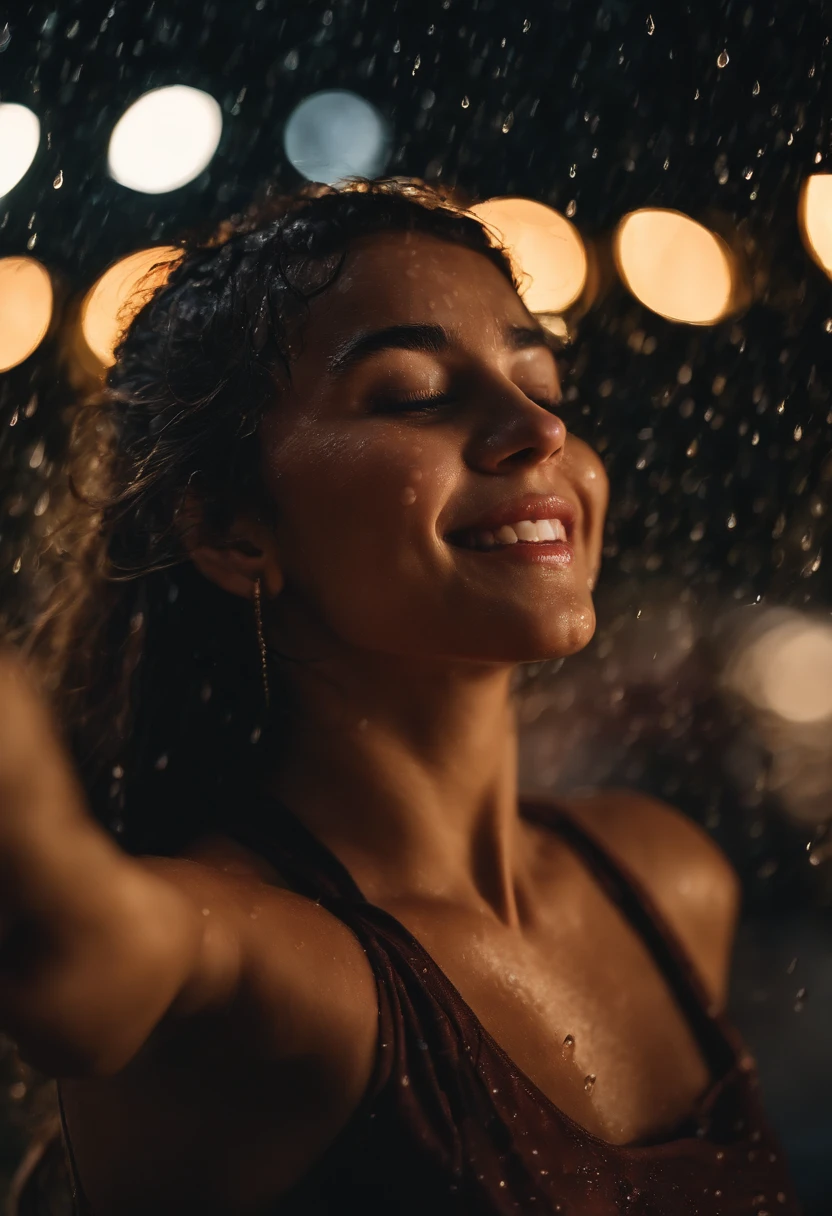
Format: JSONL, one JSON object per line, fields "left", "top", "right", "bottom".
{"left": 562, "top": 788, "right": 741, "bottom": 1010}
{"left": 58, "top": 859, "right": 379, "bottom": 1213}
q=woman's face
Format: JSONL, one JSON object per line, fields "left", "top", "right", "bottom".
{"left": 258, "top": 229, "right": 608, "bottom": 666}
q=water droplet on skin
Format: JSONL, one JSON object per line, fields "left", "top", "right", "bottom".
{"left": 584, "top": 1074, "right": 596, "bottom": 1092}
{"left": 562, "top": 1034, "right": 575, "bottom": 1048}
{"left": 401, "top": 486, "right": 417, "bottom": 505}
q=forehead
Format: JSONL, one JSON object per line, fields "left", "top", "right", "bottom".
{"left": 300, "top": 229, "right": 530, "bottom": 349}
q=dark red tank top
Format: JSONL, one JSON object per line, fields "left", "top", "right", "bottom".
{"left": 57, "top": 794, "right": 801, "bottom": 1215}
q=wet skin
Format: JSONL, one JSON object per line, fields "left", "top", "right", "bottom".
{"left": 59, "top": 232, "right": 740, "bottom": 1215}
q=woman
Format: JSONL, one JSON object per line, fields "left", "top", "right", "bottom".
{"left": 1, "top": 179, "right": 798, "bottom": 1214}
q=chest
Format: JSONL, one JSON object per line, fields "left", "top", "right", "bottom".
{"left": 382, "top": 868, "right": 714, "bottom": 1146}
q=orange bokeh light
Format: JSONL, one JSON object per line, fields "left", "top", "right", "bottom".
{"left": 614, "top": 208, "right": 735, "bottom": 325}
{"left": 470, "top": 197, "right": 588, "bottom": 314}
{"left": 80, "top": 246, "right": 182, "bottom": 366}
{"left": 0, "top": 256, "right": 53, "bottom": 372}
{"left": 798, "top": 174, "right": 832, "bottom": 279}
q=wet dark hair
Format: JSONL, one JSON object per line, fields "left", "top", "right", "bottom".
{"left": 28, "top": 177, "right": 522, "bottom": 856}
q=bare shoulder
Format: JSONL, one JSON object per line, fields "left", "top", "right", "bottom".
{"left": 59, "top": 840, "right": 379, "bottom": 1214}
{"left": 139, "top": 837, "right": 378, "bottom": 1059}
{"left": 557, "top": 787, "right": 741, "bottom": 1007}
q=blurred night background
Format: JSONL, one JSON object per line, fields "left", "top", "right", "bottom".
{"left": 0, "top": 0, "right": 831, "bottom": 1211}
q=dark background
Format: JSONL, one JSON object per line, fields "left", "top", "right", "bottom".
{"left": 0, "top": 0, "right": 830, "bottom": 1210}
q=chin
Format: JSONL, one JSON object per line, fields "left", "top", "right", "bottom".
{"left": 449, "top": 602, "right": 597, "bottom": 665}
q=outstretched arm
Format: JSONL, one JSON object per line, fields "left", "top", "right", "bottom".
{"left": 0, "top": 651, "right": 242, "bottom": 1077}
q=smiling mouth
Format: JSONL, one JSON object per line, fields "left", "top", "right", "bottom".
{"left": 446, "top": 517, "right": 570, "bottom": 552}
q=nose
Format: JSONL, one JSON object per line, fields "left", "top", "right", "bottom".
{"left": 463, "top": 380, "right": 567, "bottom": 473}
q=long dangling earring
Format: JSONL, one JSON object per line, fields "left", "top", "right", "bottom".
{"left": 253, "top": 577, "right": 270, "bottom": 710}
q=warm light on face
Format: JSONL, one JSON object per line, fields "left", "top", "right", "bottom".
{"left": 798, "top": 174, "right": 832, "bottom": 278}
{"left": 614, "top": 208, "right": 735, "bottom": 324}
{"left": 107, "top": 86, "right": 222, "bottom": 194}
{"left": 0, "top": 103, "right": 41, "bottom": 199}
{"left": 0, "top": 257, "right": 53, "bottom": 371}
{"left": 726, "top": 618, "right": 832, "bottom": 724}
{"left": 470, "top": 197, "right": 588, "bottom": 314}
{"left": 80, "top": 246, "right": 182, "bottom": 366}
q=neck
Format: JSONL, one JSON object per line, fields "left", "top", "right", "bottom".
{"left": 264, "top": 648, "right": 524, "bottom": 925}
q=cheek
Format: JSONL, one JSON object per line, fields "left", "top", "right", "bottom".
{"left": 267, "top": 425, "right": 453, "bottom": 593}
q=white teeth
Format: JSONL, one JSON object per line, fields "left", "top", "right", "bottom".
{"left": 495, "top": 525, "right": 520, "bottom": 544}
{"left": 514, "top": 520, "right": 538, "bottom": 541}
{"left": 459, "top": 518, "right": 569, "bottom": 549}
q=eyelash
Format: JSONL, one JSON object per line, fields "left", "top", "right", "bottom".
{"left": 377, "top": 391, "right": 564, "bottom": 415}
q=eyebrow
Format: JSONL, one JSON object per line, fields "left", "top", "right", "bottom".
{"left": 325, "top": 321, "right": 561, "bottom": 376}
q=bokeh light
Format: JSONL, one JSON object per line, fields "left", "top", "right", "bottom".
{"left": 107, "top": 86, "right": 223, "bottom": 194}
{"left": 614, "top": 208, "right": 736, "bottom": 324}
{"left": 798, "top": 174, "right": 832, "bottom": 279}
{"left": 0, "top": 103, "right": 40, "bottom": 199}
{"left": 80, "top": 246, "right": 182, "bottom": 367}
{"left": 725, "top": 615, "right": 832, "bottom": 725}
{"left": 0, "top": 257, "right": 53, "bottom": 372}
{"left": 283, "top": 90, "right": 391, "bottom": 184}
{"left": 471, "top": 197, "right": 588, "bottom": 314}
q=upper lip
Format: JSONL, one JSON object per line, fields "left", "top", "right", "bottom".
{"left": 445, "top": 493, "right": 578, "bottom": 542}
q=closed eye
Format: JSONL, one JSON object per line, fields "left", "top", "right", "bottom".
{"left": 374, "top": 391, "right": 564, "bottom": 415}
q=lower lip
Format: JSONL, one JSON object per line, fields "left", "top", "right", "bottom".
{"left": 449, "top": 540, "right": 574, "bottom": 567}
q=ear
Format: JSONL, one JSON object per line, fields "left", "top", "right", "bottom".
{"left": 177, "top": 491, "right": 284, "bottom": 601}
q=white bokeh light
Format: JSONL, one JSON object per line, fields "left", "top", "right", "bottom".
{"left": 284, "top": 90, "right": 391, "bottom": 184}
{"left": 0, "top": 104, "right": 41, "bottom": 199}
{"left": 107, "top": 86, "right": 222, "bottom": 194}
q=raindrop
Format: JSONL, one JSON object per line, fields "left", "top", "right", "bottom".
{"left": 12, "top": 556, "right": 21, "bottom": 574}
{"left": 752, "top": 80, "right": 761, "bottom": 95}
{"left": 461, "top": 95, "right": 470, "bottom": 109}
{"left": 824, "top": 318, "right": 832, "bottom": 333}
{"left": 584, "top": 1074, "right": 596, "bottom": 1092}
{"left": 794, "top": 986, "right": 807, "bottom": 1012}
{"left": 646, "top": 15, "right": 655, "bottom": 34}
{"left": 53, "top": 169, "right": 63, "bottom": 188}
{"left": 154, "top": 753, "right": 169, "bottom": 770}
{"left": 717, "top": 50, "right": 730, "bottom": 67}
{"left": 565, "top": 199, "right": 577, "bottom": 217}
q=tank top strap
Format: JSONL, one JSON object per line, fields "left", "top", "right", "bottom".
{"left": 519, "top": 794, "right": 738, "bottom": 1078}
